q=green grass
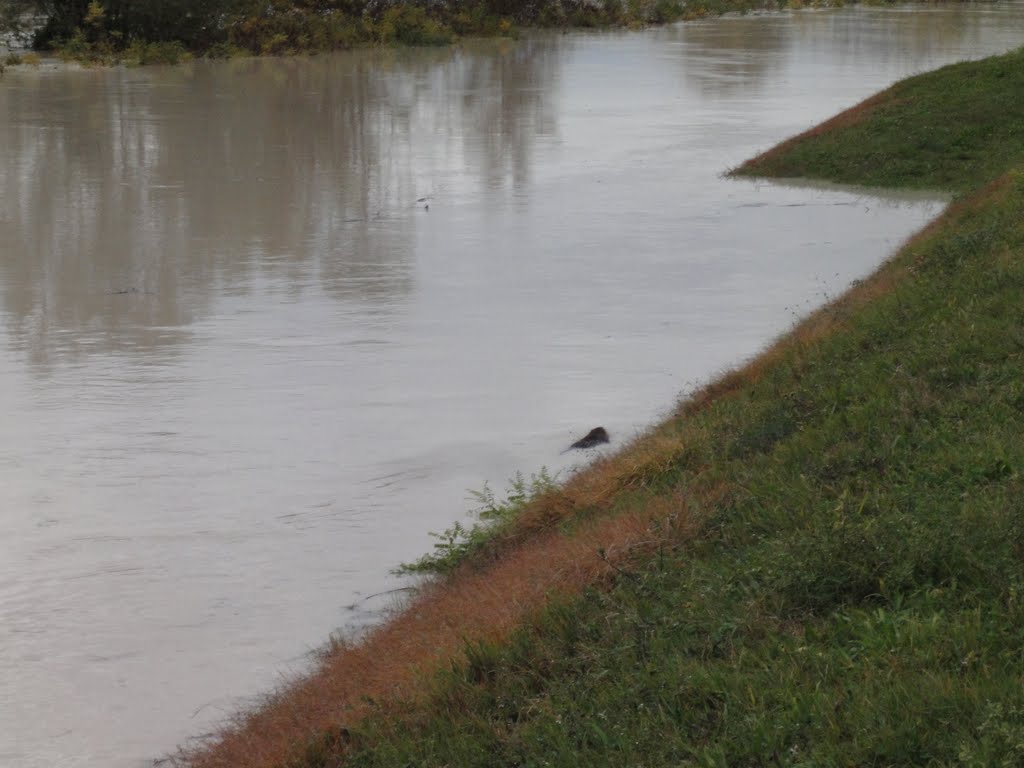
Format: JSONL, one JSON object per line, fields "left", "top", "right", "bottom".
{"left": 281, "top": 45, "right": 1024, "bottom": 768}
{"left": 734, "top": 47, "right": 1024, "bottom": 192}
{"left": 396, "top": 470, "right": 559, "bottom": 577}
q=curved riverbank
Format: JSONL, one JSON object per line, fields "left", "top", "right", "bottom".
{"left": 179, "top": 44, "right": 1024, "bottom": 768}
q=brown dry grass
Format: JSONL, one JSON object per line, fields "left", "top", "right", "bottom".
{"left": 177, "top": 482, "right": 700, "bottom": 768}
{"left": 175, "top": 186, "right": 980, "bottom": 768}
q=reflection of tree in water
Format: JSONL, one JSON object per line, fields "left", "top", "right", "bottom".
{"left": 788, "top": 5, "right": 993, "bottom": 69}
{"left": 671, "top": 7, "right": 996, "bottom": 98}
{"left": 668, "top": 16, "right": 790, "bottom": 97}
{"left": 0, "top": 38, "right": 562, "bottom": 369}
{"left": 452, "top": 38, "right": 560, "bottom": 196}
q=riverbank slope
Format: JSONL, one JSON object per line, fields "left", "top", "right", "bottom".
{"left": 180, "top": 45, "right": 1024, "bottom": 768}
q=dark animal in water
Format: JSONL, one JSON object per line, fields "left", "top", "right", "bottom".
{"left": 564, "top": 427, "right": 610, "bottom": 452}
{"left": 109, "top": 287, "right": 154, "bottom": 296}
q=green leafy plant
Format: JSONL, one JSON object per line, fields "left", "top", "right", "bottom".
{"left": 397, "top": 469, "right": 557, "bottom": 576}
{"left": 375, "top": 5, "right": 453, "bottom": 46}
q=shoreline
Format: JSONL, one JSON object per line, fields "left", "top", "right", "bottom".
{"left": 176, "top": 41, "right": 1024, "bottom": 768}
{"left": 0, "top": 0, "right": 887, "bottom": 68}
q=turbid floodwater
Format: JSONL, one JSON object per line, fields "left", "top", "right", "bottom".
{"left": 4, "top": 4, "right": 1024, "bottom": 766}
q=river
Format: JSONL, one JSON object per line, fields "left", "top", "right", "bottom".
{"left": 3, "top": 4, "right": 1024, "bottom": 766}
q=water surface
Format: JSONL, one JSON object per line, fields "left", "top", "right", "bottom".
{"left": 3, "top": 5, "right": 1024, "bottom": 766}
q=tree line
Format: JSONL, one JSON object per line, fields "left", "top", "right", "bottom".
{"left": 0, "top": 0, "right": 626, "bottom": 51}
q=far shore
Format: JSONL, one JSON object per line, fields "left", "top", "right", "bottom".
{"left": 1, "top": 0, "right": 862, "bottom": 68}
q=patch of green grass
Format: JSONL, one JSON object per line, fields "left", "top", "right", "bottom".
{"left": 734, "top": 47, "right": 1024, "bottom": 192}
{"left": 284, "top": 48, "right": 1024, "bottom": 768}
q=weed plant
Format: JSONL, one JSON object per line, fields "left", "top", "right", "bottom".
{"left": 397, "top": 470, "right": 558, "bottom": 576}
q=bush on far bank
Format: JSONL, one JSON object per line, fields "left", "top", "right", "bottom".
{"left": 0, "top": 0, "right": 703, "bottom": 59}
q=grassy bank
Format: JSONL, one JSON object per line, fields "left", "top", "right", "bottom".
{"left": 734, "top": 46, "right": 1024, "bottom": 192}
{"left": 180, "top": 45, "right": 1024, "bottom": 768}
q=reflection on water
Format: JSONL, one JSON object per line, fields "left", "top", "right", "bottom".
{"left": 675, "top": 5, "right": 1018, "bottom": 96}
{"left": 2, "top": 5, "right": 1024, "bottom": 767}
{"left": 0, "top": 38, "right": 562, "bottom": 369}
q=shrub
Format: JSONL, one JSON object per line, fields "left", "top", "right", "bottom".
{"left": 375, "top": 5, "right": 454, "bottom": 46}
{"left": 125, "top": 38, "right": 188, "bottom": 64}
{"left": 25, "top": 0, "right": 263, "bottom": 50}
{"left": 397, "top": 470, "right": 558, "bottom": 576}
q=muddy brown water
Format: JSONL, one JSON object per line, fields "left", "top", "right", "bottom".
{"left": 3, "top": 4, "right": 1024, "bottom": 766}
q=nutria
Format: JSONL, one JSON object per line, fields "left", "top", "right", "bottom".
{"left": 563, "top": 426, "right": 610, "bottom": 453}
